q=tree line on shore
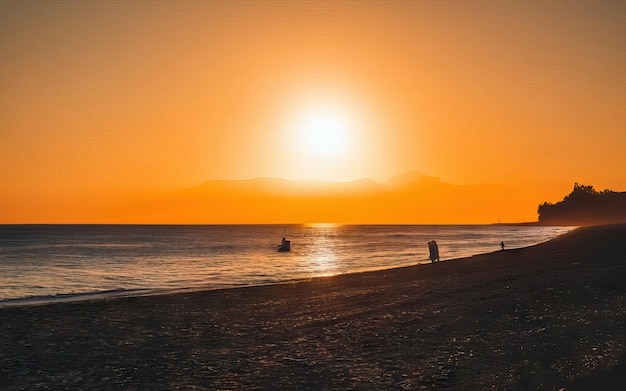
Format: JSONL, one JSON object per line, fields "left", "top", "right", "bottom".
{"left": 538, "top": 183, "right": 626, "bottom": 225}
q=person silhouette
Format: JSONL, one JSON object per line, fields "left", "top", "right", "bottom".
{"left": 278, "top": 237, "right": 291, "bottom": 251}
{"left": 428, "top": 241, "right": 440, "bottom": 262}
{"left": 501, "top": 241, "right": 505, "bottom": 251}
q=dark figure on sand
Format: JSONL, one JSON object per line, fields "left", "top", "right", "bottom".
{"left": 428, "top": 240, "right": 439, "bottom": 263}
{"left": 501, "top": 241, "right": 505, "bottom": 251}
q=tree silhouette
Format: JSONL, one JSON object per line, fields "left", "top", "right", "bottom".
{"left": 538, "top": 183, "right": 626, "bottom": 225}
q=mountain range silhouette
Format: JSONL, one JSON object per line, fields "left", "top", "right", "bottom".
{"left": 124, "top": 171, "right": 536, "bottom": 224}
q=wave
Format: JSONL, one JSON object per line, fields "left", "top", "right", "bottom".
{"left": 0, "top": 283, "right": 287, "bottom": 309}
{"left": 0, "top": 288, "right": 155, "bottom": 309}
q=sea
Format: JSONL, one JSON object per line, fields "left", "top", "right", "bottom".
{"left": 0, "top": 224, "right": 574, "bottom": 307}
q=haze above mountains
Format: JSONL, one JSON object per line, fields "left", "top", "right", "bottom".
{"left": 113, "top": 171, "right": 537, "bottom": 224}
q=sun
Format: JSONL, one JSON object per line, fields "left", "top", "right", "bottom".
{"left": 292, "top": 103, "right": 352, "bottom": 158}
{"left": 302, "top": 108, "right": 349, "bottom": 157}
{"left": 278, "top": 90, "right": 375, "bottom": 181}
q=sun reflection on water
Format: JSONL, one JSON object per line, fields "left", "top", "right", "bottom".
{"left": 304, "top": 224, "right": 341, "bottom": 277}
{"left": 304, "top": 222, "right": 342, "bottom": 228}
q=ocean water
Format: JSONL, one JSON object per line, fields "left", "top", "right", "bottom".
{"left": 0, "top": 224, "right": 573, "bottom": 307}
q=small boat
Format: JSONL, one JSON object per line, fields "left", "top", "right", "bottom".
{"left": 277, "top": 238, "right": 291, "bottom": 252}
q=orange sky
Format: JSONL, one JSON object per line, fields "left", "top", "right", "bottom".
{"left": 1, "top": 1, "right": 625, "bottom": 223}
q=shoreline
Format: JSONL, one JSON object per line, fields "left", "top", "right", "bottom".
{"left": 1, "top": 224, "right": 624, "bottom": 389}
{"left": 0, "top": 224, "right": 572, "bottom": 309}
{"left": 0, "top": 227, "right": 569, "bottom": 309}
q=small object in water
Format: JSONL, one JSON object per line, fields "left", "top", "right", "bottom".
{"left": 278, "top": 237, "right": 291, "bottom": 252}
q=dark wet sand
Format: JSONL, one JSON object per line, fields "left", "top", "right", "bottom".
{"left": 1, "top": 224, "right": 625, "bottom": 390}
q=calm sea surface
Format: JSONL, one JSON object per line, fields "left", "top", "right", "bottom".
{"left": 0, "top": 224, "right": 573, "bottom": 306}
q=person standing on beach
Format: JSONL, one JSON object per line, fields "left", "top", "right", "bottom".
{"left": 428, "top": 241, "right": 440, "bottom": 262}
{"left": 501, "top": 241, "right": 505, "bottom": 251}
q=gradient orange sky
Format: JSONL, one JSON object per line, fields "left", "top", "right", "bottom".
{"left": 1, "top": 1, "right": 625, "bottom": 223}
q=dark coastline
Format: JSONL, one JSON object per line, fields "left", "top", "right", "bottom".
{"left": 1, "top": 224, "right": 625, "bottom": 390}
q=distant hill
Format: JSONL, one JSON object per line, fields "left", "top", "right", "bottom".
{"left": 121, "top": 171, "right": 537, "bottom": 224}
{"left": 538, "top": 183, "right": 626, "bottom": 225}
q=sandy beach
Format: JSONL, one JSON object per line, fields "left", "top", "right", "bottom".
{"left": 1, "top": 224, "right": 624, "bottom": 390}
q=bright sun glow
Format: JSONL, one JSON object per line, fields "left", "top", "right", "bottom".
{"left": 302, "top": 109, "right": 348, "bottom": 157}
{"left": 280, "top": 90, "right": 378, "bottom": 181}
{"left": 292, "top": 103, "right": 352, "bottom": 158}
